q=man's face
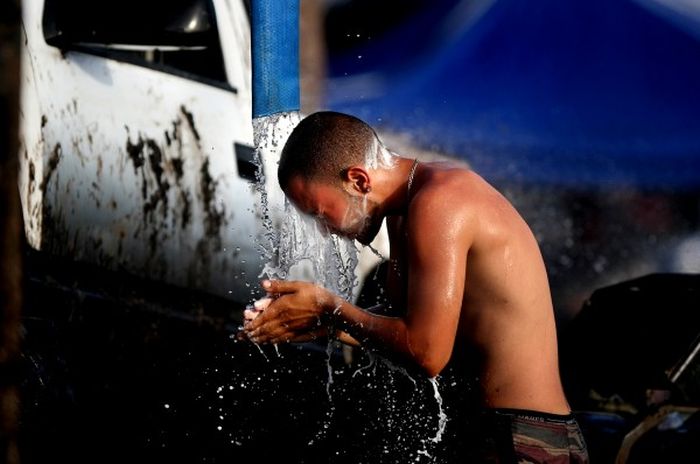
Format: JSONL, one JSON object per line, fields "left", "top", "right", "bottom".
{"left": 285, "top": 176, "right": 382, "bottom": 245}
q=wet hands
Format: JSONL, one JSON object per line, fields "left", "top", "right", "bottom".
{"left": 243, "top": 280, "right": 333, "bottom": 344}
{"left": 243, "top": 297, "right": 272, "bottom": 323}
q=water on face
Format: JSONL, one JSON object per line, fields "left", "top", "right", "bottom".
{"left": 251, "top": 112, "right": 359, "bottom": 301}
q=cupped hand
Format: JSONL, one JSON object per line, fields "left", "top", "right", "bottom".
{"left": 243, "top": 297, "right": 272, "bottom": 322}
{"left": 244, "top": 280, "right": 334, "bottom": 344}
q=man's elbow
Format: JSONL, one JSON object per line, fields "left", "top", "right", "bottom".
{"left": 414, "top": 351, "right": 449, "bottom": 378}
{"left": 405, "top": 330, "right": 451, "bottom": 377}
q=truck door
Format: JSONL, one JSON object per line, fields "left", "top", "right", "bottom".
{"left": 19, "top": 0, "right": 261, "bottom": 301}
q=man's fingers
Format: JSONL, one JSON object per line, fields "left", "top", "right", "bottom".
{"left": 261, "top": 279, "right": 300, "bottom": 295}
{"left": 248, "top": 323, "right": 290, "bottom": 344}
{"left": 246, "top": 300, "right": 281, "bottom": 331}
{"left": 289, "top": 327, "right": 327, "bottom": 343}
{"left": 246, "top": 311, "right": 309, "bottom": 343}
{"left": 253, "top": 297, "right": 273, "bottom": 311}
{"left": 243, "top": 309, "right": 260, "bottom": 321}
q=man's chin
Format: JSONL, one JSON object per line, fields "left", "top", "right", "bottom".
{"left": 355, "top": 225, "right": 380, "bottom": 246}
{"left": 339, "top": 231, "right": 367, "bottom": 244}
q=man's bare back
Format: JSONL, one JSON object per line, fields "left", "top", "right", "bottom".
{"left": 386, "top": 161, "right": 570, "bottom": 413}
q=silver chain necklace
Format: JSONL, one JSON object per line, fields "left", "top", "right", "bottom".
{"left": 407, "top": 158, "right": 419, "bottom": 201}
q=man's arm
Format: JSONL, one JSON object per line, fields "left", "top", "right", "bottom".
{"left": 242, "top": 299, "right": 381, "bottom": 347}
{"left": 245, "top": 187, "right": 473, "bottom": 376}
{"left": 333, "top": 188, "right": 471, "bottom": 376}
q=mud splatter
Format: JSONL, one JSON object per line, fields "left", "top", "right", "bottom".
{"left": 126, "top": 137, "right": 145, "bottom": 172}
{"left": 146, "top": 139, "right": 165, "bottom": 189}
{"left": 199, "top": 158, "right": 225, "bottom": 240}
{"left": 28, "top": 161, "right": 35, "bottom": 195}
{"left": 142, "top": 139, "right": 170, "bottom": 223}
{"left": 27, "top": 159, "right": 36, "bottom": 213}
{"left": 180, "top": 105, "right": 201, "bottom": 141}
{"left": 170, "top": 119, "right": 182, "bottom": 147}
{"left": 40, "top": 143, "right": 61, "bottom": 192}
{"left": 171, "top": 158, "right": 184, "bottom": 180}
{"left": 180, "top": 190, "right": 191, "bottom": 229}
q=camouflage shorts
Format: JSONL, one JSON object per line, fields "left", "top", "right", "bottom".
{"left": 465, "top": 408, "right": 589, "bottom": 463}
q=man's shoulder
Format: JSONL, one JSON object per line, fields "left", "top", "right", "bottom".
{"left": 407, "top": 167, "right": 478, "bottom": 239}
{"left": 410, "top": 165, "right": 477, "bottom": 212}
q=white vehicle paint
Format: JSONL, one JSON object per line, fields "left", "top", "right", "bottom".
{"left": 19, "top": 0, "right": 263, "bottom": 301}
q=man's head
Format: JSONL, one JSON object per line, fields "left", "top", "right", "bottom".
{"left": 278, "top": 111, "right": 388, "bottom": 244}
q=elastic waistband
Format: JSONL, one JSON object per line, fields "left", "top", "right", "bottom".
{"left": 485, "top": 407, "right": 576, "bottom": 423}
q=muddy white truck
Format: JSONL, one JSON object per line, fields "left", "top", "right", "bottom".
{"left": 17, "top": 0, "right": 296, "bottom": 305}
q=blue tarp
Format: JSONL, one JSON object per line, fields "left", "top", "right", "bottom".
{"left": 328, "top": 0, "right": 700, "bottom": 188}
{"left": 252, "top": 0, "right": 300, "bottom": 117}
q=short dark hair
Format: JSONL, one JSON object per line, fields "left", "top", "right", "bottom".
{"left": 278, "top": 111, "right": 378, "bottom": 190}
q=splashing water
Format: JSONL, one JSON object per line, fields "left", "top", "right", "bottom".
{"left": 366, "top": 243, "right": 386, "bottom": 261}
{"left": 253, "top": 342, "right": 269, "bottom": 362}
{"left": 352, "top": 351, "right": 377, "bottom": 378}
{"left": 364, "top": 137, "right": 397, "bottom": 170}
{"left": 380, "top": 357, "right": 417, "bottom": 387}
{"left": 428, "top": 377, "right": 448, "bottom": 443}
{"left": 325, "top": 334, "right": 335, "bottom": 400}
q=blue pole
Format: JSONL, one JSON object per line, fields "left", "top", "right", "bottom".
{"left": 252, "top": 0, "right": 300, "bottom": 118}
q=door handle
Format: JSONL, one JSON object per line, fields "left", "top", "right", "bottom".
{"left": 234, "top": 143, "right": 257, "bottom": 182}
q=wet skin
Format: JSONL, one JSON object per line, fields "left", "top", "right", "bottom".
{"left": 244, "top": 157, "right": 571, "bottom": 414}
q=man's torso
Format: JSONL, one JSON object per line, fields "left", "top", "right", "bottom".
{"left": 385, "top": 162, "right": 569, "bottom": 414}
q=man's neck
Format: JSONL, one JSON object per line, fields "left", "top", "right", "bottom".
{"left": 373, "top": 156, "right": 419, "bottom": 218}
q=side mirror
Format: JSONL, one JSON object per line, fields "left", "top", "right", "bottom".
{"left": 42, "top": 0, "right": 216, "bottom": 51}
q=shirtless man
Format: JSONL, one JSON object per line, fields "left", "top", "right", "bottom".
{"left": 243, "top": 112, "right": 588, "bottom": 462}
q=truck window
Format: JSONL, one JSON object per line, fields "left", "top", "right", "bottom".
{"left": 42, "top": 0, "right": 229, "bottom": 87}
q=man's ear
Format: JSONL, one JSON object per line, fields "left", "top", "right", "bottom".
{"left": 343, "top": 166, "right": 371, "bottom": 194}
